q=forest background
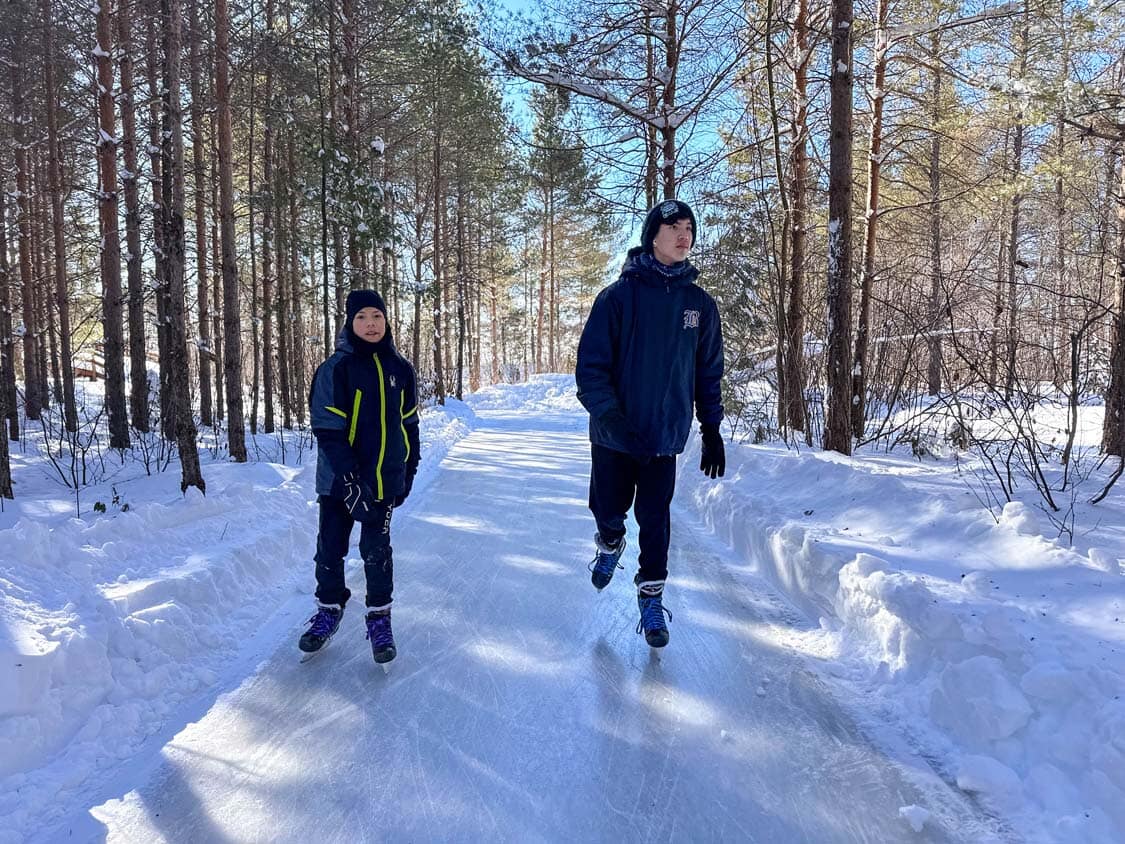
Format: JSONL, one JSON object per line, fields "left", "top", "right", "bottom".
{"left": 0, "top": 0, "right": 1123, "bottom": 529}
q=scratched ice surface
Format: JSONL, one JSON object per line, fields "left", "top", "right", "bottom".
{"left": 82, "top": 412, "right": 1000, "bottom": 843}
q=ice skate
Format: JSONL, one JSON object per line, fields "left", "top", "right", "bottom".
{"left": 366, "top": 607, "right": 396, "bottom": 669}
{"left": 589, "top": 534, "right": 626, "bottom": 591}
{"left": 298, "top": 603, "right": 344, "bottom": 661}
{"left": 635, "top": 578, "right": 671, "bottom": 648}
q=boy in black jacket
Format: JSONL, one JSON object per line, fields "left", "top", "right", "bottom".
{"left": 575, "top": 199, "right": 725, "bottom": 648}
{"left": 299, "top": 289, "right": 420, "bottom": 664}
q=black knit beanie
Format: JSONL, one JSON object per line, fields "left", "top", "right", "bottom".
{"left": 346, "top": 289, "right": 387, "bottom": 322}
{"left": 345, "top": 289, "right": 391, "bottom": 349}
{"left": 640, "top": 199, "right": 697, "bottom": 254}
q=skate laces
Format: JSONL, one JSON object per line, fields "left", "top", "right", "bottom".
{"left": 636, "top": 594, "right": 672, "bottom": 634}
{"left": 366, "top": 613, "right": 394, "bottom": 648}
{"left": 307, "top": 606, "right": 342, "bottom": 638}
{"left": 589, "top": 539, "right": 624, "bottom": 579}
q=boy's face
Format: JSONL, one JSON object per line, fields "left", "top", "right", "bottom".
{"left": 352, "top": 307, "right": 386, "bottom": 343}
{"left": 652, "top": 217, "right": 693, "bottom": 265}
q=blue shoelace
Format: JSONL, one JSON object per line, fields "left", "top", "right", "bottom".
{"left": 307, "top": 607, "right": 341, "bottom": 637}
{"left": 590, "top": 549, "right": 623, "bottom": 579}
{"left": 366, "top": 614, "right": 394, "bottom": 648}
{"left": 636, "top": 594, "right": 672, "bottom": 634}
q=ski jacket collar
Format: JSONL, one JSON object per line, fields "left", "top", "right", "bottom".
{"left": 334, "top": 326, "right": 397, "bottom": 357}
{"left": 619, "top": 246, "right": 699, "bottom": 288}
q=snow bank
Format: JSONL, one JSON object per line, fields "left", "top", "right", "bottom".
{"left": 678, "top": 431, "right": 1125, "bottom": 843}
{"left": 0, "top": 400, "right": 475, "bottom": 842}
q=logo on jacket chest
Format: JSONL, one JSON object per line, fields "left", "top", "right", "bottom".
{"left": 389, "top": 374, "right": 397, "bottom": 388}
{"left": 683, "top": 309, "right": 700, "bottom": 329}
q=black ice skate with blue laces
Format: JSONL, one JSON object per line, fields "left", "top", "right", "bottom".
{"left": 635, "top": 577, "right": 671, "bottom": 648}
{"left": 589, "top": 534, "right": 626, "bottom": 591}
{"left": 298, "top": 603, "right": 344, "bottom": 661}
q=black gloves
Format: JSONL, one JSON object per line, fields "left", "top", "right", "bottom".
{"left": 700, "top": 424, "right": 725, "bottom": 479}
{"left": 341, "top": 471, "right": 379, "bottom": 522}
{"left": 393, "top": 467, "right": 416, "bottom": 509}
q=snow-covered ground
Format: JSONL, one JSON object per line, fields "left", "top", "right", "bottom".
{"left": 1, "top": 374, "right": 1122, "bottom": 842}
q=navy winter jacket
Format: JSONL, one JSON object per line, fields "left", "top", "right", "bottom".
{"left": 576, "top": 247, "right": 724, "bottom": 457}
{"left": 309, "top": 330, "right": 420, "bottom": 499}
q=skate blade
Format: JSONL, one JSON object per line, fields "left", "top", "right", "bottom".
{"left": 299, "top": 647, "right": 325, "bottom": 663}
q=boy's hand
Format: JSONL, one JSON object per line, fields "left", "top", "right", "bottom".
{"left": 700, "top": 424, "right": 725, "bottom": 479}
{"left": 342, "top": 471, "right": 378, "bottom": 521}
{"left": 393, "top": 470, "right": 415, "bottom": 508}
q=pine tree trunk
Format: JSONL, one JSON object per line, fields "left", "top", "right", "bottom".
{"left": 1006, "top": 11, "right": 1029, "bottom": 400}
{"left": 489, "top": 205, "right": 500, "bottom": 384}
{"left": 455, "top": 174, "right": 466, "bottom": 400}
{"left": 248, "top": 0, "right": 260, "bottom": 436}
{"left": 317, "top": 64, "right": 331, "bottom": 359}
{"left": 342, "top": 0, "right": 362, "bottom": 290}
{"left": 0, "top": 181, "right": 18, "bottom": 440}
{"left": 989, "top": 131, "right": 1009, "bottom": 391}
{"left": 442, "top": 204, "right": 454, "bottom": 381}
{"left": 549, "top": 183, "right": 558, "bottom": 371}
{"left": 785, "top": 0, "right": 810, "bottom": 437}
{"left": 1053, "top": 4, "right": 1070, "bottom": 389}
{"left": 927, "top": 32, "right": 943, "bottom": 397}
{"left": 215, "top": 0, "right": 246, "bottom": 460}
{"left": 96, "top": 0, "right": 130, "bottom": 447}
{"left": 823, "top": 0, "right": 854, "bottom": 455}
{"left": 161, "top": 0, "right": 204, "bottom": 492}
{"left": 536, "top": 189, "right": 547, "bottom": 374}
{"left": 145, "top": 2, "right": 172, "bottom": 438}
{"left": 0, "top": 200, "right": 10, "bottom": 485}
{"left": 276, "top": 158, "right": 293, "bottom": 430}
{"left": 189, "top": 0, "right": 213, "bottom": 428}
{"left": 0, "top": 353, "right": 10, "bottom": 489}
{"left": 210, "top": 127, "right": 225, "bottom": 423}
{"left": 42, "top": 0, "right": 77, "bottom": 431}
{"left": 432, "top": 136, "right": 445, "bottom": 403}
{"left": 764, "top": 0, "right": 789, "bottom": 431}
{"left": 472, "top": 222, "right": 482, "bottom": 391}
{"left": 117, "top": 8, "right": 149, "bottom": 431}
{"left": 33, "top": 162, "right": 58, "bottom": 410}
{"left": 287, "top": 133, "right": 306, "bottom": 425}
{"left": 262, "top": 0, "right": 275, "bottom": 434}
{"left": 1103, "top": 150, "right": 1125, "bottom": 456}
{"left": 11, "top": 20, "right": 41, "bottom": 422}
{"left": 852, "top": 0, "right": 887, "bottom": 437}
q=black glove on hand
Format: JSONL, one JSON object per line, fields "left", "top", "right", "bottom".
{"left": 393, "top": 468, "right": 416, "bottom": 509}
{"left": 342, "top": 471, "right": 379, "bottom": 521}
{"left": 700, "top": 424, "right": 725, "bottom": 479}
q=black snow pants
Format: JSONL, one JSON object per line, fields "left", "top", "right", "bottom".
{"left": 313, "top": 495, "right": 394, "bottom": 609}
{"left": 588, "top": 443, "right": 677, "bottom": 584}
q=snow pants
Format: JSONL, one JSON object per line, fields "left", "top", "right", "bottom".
{"left": 588, "top": 444, "right": 677, "bottom": 584}
{"left": 313, "top": 495, "right": 394, "bottom": 609}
